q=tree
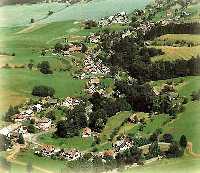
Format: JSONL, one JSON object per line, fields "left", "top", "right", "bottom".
{"left": 4, "top": 105, "right": 19, "bottom": 122}
{"left": 30, "top": 18, "right": 35, "bottom": 23}
{"left": 32, "top": 85, "right": 55, "bottom": 97}
{"left": 0, "top": 134, "right": 11, "bottom": 151}
{"left": 149, "top": 141, "right": 161, "bottom": 158}
{"left": 179, "top": 135, "right": 187, "bottom": 148}
{"left": 54, "top": 43, "right": 64, "bottom": 52}
{"left": 27, "top": 124, "right": 36, "bottom": 133}
{"left": 166, "top": 142, "right": 184, "bottom": 158}
{"left": 55, "top": 120, "right": 79, "bottom": 138}
{"left": 37, "top": 61, "right": 53, "bottom": 74}
{"left": 27, "top": 59, "right": 34, "bottom": 70}
{"left": 18, "top": 133, "right": 25, "bottom": 144}
{"left": 162, "top": 133, "right": 173, "bottom": 143}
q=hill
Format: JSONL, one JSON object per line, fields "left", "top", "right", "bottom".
{"left": 0, "top": 0, "right": 150, "bottom": 27}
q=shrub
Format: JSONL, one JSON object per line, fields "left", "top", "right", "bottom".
{"left": 18, "top": 134, "right": 25, "bottom": 144}
{"left": 179, "top": 135, "right": 187, "bottom": 148}
{"left": 32, "top": 85, "right": 55, "bottom": 97}
{"left": 37, "top": 61, "right": 53, "bottom": 74}
{"left": 162, "top": 133, "right": 173, "bottom": 143}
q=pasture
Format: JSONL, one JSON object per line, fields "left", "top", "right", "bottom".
{"left": 38, "top": 133, "right": 93, "bottom": 151}
{"left": 0, "top": 0, "right": 150, "bottom": 27}
{"left": 151, "top": 45, "right": 200, "bottom": 62}
{"left": 100, "top": 111, "right": 131, "bottom": 142}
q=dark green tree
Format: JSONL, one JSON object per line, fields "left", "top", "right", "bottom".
{"left": 179, "top": 135, "right": 187, "bottom": 148}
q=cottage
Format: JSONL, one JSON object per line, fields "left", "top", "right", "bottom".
{"left": 82, "top": 127, "right": 92, "bottom": 138}
{"left": 40, "top": 145, "right": 55, "bottom": 157}
{"left": 36, "top": 118, "right": 52, "bottom": 131}
{"left": 102, "top": 150, "right": 115, "bottom": 158}
{"left": 89, "top": 78, "right": 100, "bottom": 85}
{"left": 128, "top": 114, "right": 139, "bottom": 124}
{"left": 60, "top": 149, "right": 81, "bottom": 161}
{"left": 113, "top": 137, "right": 133, "bottom": 152}
{"left": 32, "top": 104, "right": 43, "bottom": 112}
{"left": 62, "top": 97, "right": 80, "bottom": 109}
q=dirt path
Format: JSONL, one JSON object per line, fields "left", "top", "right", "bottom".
{"left": 186, "top": 142, "right": 200, "bottom": 158}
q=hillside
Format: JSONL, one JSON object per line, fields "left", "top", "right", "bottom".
{"left": 0, "top": 0, "right": 150, "bottom": 27}
{"left": 0, "top": 0, "right": 91, "bottom": 6}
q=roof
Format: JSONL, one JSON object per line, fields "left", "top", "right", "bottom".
{"left": 41, "top": 145, "right": 55, "bottom": 152}
{"left": 37, "top": 118, "right": 51, "bottom": 124}
{"left": 83, "top": 127, "right": 91, "bottom": 134}
{"left": 89, "top": 78, "right": 100, "bottom": 84}
{"left": 103, "top": 150, "right": 114, "bottom": 157}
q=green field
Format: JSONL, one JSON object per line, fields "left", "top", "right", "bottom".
{"left": 0, "top": 69, "right": 85, "bottom": 112}
{"left": 157, "top": 34, "right": 200, "bottom": 44}
{"left": 164, "top": 101, "right": 200, "bottom": 153}
{"left": 124, "top": 155, "right": 200, "bottom": 173}
{"left": 151, "top": 45, "right": 200, "bottom": 62}
{"left": 100, "top": 111, "right": 131, "bottom": 142}
{"left": 0, "top": 0, "right": 150, "bottom": 27}
{"left": 38, "top": 133, "right": 93, "bottom": 151}
{"left": 15, "top": 150, "right": 65, "bottom": 173}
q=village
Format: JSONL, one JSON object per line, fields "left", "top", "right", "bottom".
{"left": 0, "top": 0, "right": 197, "bottom": 172}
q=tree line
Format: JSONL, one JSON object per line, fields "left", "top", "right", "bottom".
{"left": 144, "top": 22, "right": 200, "bottom": 40}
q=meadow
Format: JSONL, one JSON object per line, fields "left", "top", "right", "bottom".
{"left": 152, "top": 45, "right": 200, "bottom": 62}
{"left": 0, "top": 0, "right": 150, "bottom": 27}
{"left": 100, "top": 111, "right": 132, "bottom": 142}
{"left": 38, "top": 133, "right": 93, "bottom": 151}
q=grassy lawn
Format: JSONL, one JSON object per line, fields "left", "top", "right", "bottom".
{"left": 127, "top": 114, "right": 170, "bottom": 137}
{"left": 124, "top": 155, "right": 200, "bottom": 173}
{"left": 0, "top": 68, "right": 85, "bottom": 114}
{"left": 157, "top": 34, "right": 200, "bottom": 44}
{"left": 151, "top": 45, "right": 200, "bottom": 62}
{"left": 164, "top": 101, "right": 200, "bottom": 153}
{"left": 100, "top": 111, "right": 132, "bottom": 142}
{"left": 38, "top": 133, "right": 93, "bottom": 151}
{"left": 151, "top": 76, "right": 200, "bottom": 99}
{"left": 15, "top": 150, "right": 65, "bottom": 173}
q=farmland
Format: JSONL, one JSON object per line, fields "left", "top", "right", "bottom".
{"left": 0, "top": 0, "right": 200, "bottom": 173}
{"left": 0, "top": 0, "right": 150, "bottom": 27}
{"left": 151, "top": 45, "right": 200, "bottom": 62}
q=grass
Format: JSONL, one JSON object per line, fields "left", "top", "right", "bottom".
{"left": 151, "top": 45, "right": 200, "bottom": 62}
{"left": 157, "top": 34, "right": 200, "bottom": 44}
{"left": 15, "top": 150, "right": 65, "bottom": 173}
{"left": 0, "top": 0, "right": 150, "bottom": 27}
{"left": 124, "top": 155, "right": 200, "bottom": 173}
{"left": 100, "top": 111, "right": 131, "bottom": 142}
{"left": 0, "top": 68, "right": 85, "bottom": 114}
{"left": 38, "top": 133, "right": 93, "bottom": 151}
{"left": 151, "top": 76, "right": 200, "bottom": 99}
{"left": 126, "top": 114, "right": 170, "bottom": 137}
{"left": 164, "top": 101, "right": 200, "bottom": 153}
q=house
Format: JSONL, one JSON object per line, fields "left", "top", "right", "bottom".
{"left": 88, "top": 34, "right": 100, "bottom": 44}
{"left": 14, "top": 114, "right": 27, "bottom": 123}
{"left": 39, "top": 145, "right": 55, "bottom": 157}
{"left": 82, "top": 127, "right": 92, "bottom": 138}
{"left": 128, "top": 114, "right": 139, "bottom": 124}
{"left": 48, "top": 98, "right": 58, "bottom": 105}
{"left": 36, "top": 118, "right": 52, "bottom": 131}
{"left": 62, "top": 97, "right": 80, "bottom": 109}
{"left": 102, "top": 150, "right": 115, "bottom": 158}
{"left": 32, "top": 104, "right": 43, "bottom": 112}
{"left": 113, "top": 137, "right": 133, "bottom": 152}
{"left": 88, "top": 78, "right": 100, "bottom": 86}
{"left": 60, "top": 149, "right": 81, "bottom": 161}
{"left": 68, "top": 44, "right": 82, "bottom": 53}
